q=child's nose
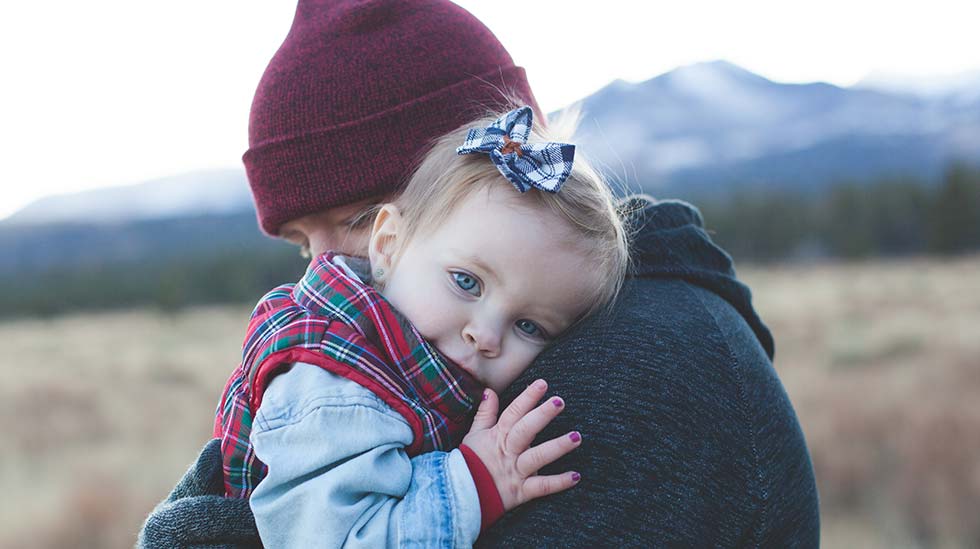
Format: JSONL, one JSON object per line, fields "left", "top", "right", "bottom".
{"left": 462, "top": 323, "right": 501, "bottom": 357}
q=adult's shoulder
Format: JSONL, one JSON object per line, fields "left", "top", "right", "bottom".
{"left": 620, "top": 194, "right": 774, "bottom": 358}
{"left": 540, "top": 274, "right": 775, "bottom": 424}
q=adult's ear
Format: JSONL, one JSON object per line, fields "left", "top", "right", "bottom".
{"left": 368, "top": 204, "right": 402, "bottom": 284}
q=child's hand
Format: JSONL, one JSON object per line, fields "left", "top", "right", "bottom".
{"left": 461, "top": 379, "right": 582, "bottom": 512}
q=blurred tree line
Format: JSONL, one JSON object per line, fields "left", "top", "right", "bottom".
{"left": 0, "top": 247, "right": 308, "bottom": 318}
{"left": 0, "top": 164, "right": 977, "bottom": 318}
{"left": 0, "top": 212, "right": 310, "bottom": 319}
{"left": 698, "top": 163, "right": 980, "bottom": 262}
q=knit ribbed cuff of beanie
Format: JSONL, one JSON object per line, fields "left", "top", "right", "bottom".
{"left": 459, "top": 443, "right": 505, "bottom": 532}
{"left": 243, "top": 66, "right": 539, "bottom": 236}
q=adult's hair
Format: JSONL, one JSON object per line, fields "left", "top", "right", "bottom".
{"left": 243, "top": 0, "right": 540, "bottom": 236}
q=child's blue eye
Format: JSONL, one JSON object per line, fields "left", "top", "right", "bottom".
{"left": 452, "top": 272, "right": 481, "bottom": 296}
{"left": 516, "top": 319, "right": 543, "bottom": 338}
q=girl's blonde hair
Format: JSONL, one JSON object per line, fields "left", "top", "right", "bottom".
{"left": 384, "top": 105, "right": 630, "bottom": 321}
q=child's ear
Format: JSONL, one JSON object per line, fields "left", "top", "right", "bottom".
{"left": 368, "top": 204, "right": 402, "bottom": 282}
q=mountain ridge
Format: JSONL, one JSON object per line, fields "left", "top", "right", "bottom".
{"left": 5, "top": 60, "right": 980, "bottom": 225}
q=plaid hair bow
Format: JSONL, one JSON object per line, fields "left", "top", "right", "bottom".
{"left": 456, "top": 106, "right": 575, "bottom": 193}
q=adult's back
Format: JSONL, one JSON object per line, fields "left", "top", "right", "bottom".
{"left": 477, "top": 197, "right": 820, "bottom": 547}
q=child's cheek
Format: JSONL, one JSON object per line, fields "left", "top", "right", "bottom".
{"left": 497, "top": 347, "right": 539, "bottom": 393}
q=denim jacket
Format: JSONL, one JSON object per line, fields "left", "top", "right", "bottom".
{"left": 249, "top": 361, "right": 481, "bottom": 548}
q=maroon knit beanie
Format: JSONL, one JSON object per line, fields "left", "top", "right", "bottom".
{"left": 244, "top": 0, "right": 541, "bottom": 236}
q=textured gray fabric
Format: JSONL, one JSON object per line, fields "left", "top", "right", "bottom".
{"left": 137, "top": 196, "right": 819, "bottom": 548}
{"left": 136, "top": 439, "right": 260, "bottom": 548}
{"left": 475, "top": 198, "right": 819, "bottom": 547}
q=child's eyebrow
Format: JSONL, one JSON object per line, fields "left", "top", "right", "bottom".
{"left": 450, "top": 250, "right": 500, "bottom": 285}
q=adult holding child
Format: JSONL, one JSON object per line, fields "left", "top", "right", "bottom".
{"left": 140, "top": 0, "right": 819, "bottom": 547}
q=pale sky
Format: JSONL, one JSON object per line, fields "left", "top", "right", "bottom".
{"left": 1, "top": 0, "right": 977, "bottom": 220}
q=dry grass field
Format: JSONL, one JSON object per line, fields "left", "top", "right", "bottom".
{"left": 2, "top": 255, "right": 979, "bottom": 548}
{"left": 741, "top": 255, "right": 980, "bottom": 548}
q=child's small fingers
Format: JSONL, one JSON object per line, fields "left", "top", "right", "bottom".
{"left": 516, "top": 431, "right": 582, "bottom": 477}
{"left": 496, "top": 379, "right": 548, "bottom": 432}
{"left": 522, "top": 471, "right": 581, "bottom": 502}
{"left": 469, "top": 388, "right": 499, "bottom": 432}
{"left": 505, "top": 395, "right": 566, "bottom": 454}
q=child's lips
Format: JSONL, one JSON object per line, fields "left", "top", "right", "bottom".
{"left": 452, "top": 355, "right": 474, "bottom": 372}
{"left": 443, "top": 353, "right": 485, "bottom": 400}
{"left": 432, "top": 343, "right": 475, "bottom": 375}
{"left": 447, "top": 353, "right": 477, "bottom": 375}
{"left": 426, "top": 343, "right": 483, "bottom": 396}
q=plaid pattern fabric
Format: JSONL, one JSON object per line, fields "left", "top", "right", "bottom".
{"left": 456, "top": 105, "right": 576, "bottom": 193}
{"left": 215, "top": 253, "right": 483, "bottom": 499}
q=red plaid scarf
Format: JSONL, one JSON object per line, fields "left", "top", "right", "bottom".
{"left": 214, "top": 252, "right": 483, "bottom": 498}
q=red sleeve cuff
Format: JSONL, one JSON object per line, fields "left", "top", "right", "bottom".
{"left": 459, "top": 444, "right": 505, "bottom": 532}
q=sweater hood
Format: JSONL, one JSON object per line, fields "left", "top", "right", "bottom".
{"left": 622, "top": 195, "right": 775, "bottom": 359}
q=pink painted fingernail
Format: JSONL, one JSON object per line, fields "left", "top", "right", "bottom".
{"left": 552, "top": 397, "right": 564, "bottom": 408}
{"left": 571, "top": 472, "right": 581, "bottom": 482}
{"left": 482, "top": 390, "right": 489, "bottom": 401}
{"left": 569, "top": 431, "right": 581, "bottom": 443}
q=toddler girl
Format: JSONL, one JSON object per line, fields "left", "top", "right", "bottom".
{"left": 215, "top": 105, "right": 629, "bottom": 547}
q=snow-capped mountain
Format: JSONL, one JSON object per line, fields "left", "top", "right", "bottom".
{"left": 4, "top": 169, "right": 253, "bottom": 226}
{"left": 855, "top": 69, "right": 980, "bottom": 104}
{"left": 6, "top": 60, "right": 979, "bottom": 225}
{"left": 573, "top": 60, "right": 980, "bottom": 195}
